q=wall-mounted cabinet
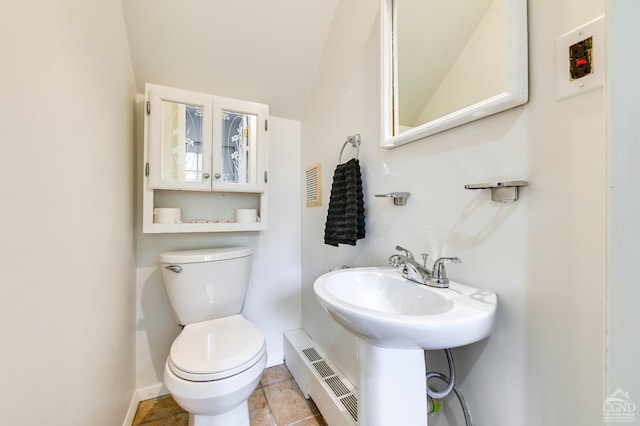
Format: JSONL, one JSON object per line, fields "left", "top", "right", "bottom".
{"left": 142, "top": 83, "right": 269, "bottom": 233}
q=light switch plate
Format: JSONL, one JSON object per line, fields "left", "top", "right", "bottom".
{"left": 555, "top": 16, "right": 605, "bottom": 101}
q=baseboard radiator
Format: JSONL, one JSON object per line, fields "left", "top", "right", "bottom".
{"left": 284, "top": 330, "right": 357, "bottom": 426}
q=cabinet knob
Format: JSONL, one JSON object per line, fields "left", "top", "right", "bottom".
{"left": 214, "top": 173, "right": 221, "bottom": 179}
{"left": 203, "top": 173, "right": 210, "bottom": 179}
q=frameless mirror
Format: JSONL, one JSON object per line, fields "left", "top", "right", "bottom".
{"left": 381, "top": 0, "right": 528, "bottom": 148}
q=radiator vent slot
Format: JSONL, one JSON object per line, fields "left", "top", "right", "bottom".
{"left": 340, "top": 394, "right": 358, "bottom": 421}
{"left": 325, "top": 376, "right": 351, "bottom": 397}
{"left": 302, "top": 347, "right": 323, "bottom": 363}
{"left": 312, "top": 360, "right": 335, "bottom": 378}
{"left": 285, "top": 331, "right": 358, "bottom": 425}
{"left": 306, "top": 346, "right": 356, "bottom": 420}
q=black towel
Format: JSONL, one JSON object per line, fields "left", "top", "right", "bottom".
{"left": 324, "top": 158, "right": 365, "bottom": 246}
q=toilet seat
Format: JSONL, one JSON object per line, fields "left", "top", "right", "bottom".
{"left": 168, "top": 315, "right": 265, "bottom": 382}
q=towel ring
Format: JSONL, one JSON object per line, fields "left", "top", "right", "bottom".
{"left": 339, "top": 134, "right": 361, "bottom": 163}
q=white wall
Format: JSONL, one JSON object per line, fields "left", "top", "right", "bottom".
{"left": 0, "top": 1, "right": 137, "bottom": 425}
{"left": 301, "top": 0, "right": 606, "bottom": 425}
{"left": 607, "top": 0, "right": 640, "bottom": 408}
{"left": 135, "top": 116, "right": 302, "bottom": 392}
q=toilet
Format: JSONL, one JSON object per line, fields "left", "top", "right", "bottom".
{"left": 159, "top": 247, "right": 267, "bottom": 426}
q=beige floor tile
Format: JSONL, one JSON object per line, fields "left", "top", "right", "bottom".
{"left": 260, "top": 364, "right": 293, "bottom": 387}
{"left": 137, "top": 412, "right": 189, "bottom": 426}
{"left": 263, "top": 379, "right": 316, "bottom": 425}
{"left": 132, "top": 399, "right": 155, "bottom": 424}
{"left": 305, "top": 398, "right": 321, "bottom": 417}
{"left": 288, "top": 415, "right": 327, "bottom": 426}
{"left": 249, "top": 387, "right": 277, "bottom": 426}
{"left": 132, "top": 395, "right": 185, "bottom": 424}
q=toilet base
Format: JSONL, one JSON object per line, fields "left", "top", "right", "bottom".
{"left": 189, "top": 401, "right": 249, "bottom": 426}
{"left": 164, "top": 347, "right": 267, "bottom": 426}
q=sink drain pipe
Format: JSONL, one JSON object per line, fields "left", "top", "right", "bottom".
{"left": 425, "top": 349, "right": 473, "bottom": 426}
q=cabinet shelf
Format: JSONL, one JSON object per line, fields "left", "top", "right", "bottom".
{"left": 142, "top": 188, "right": 266, "bottom": 234}
{"left": 143, "top": 221, "right": 266, "bottom": 234}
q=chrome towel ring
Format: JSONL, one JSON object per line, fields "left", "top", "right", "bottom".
{"left": 338, "top": 134, "right": 361, "bottom": 163}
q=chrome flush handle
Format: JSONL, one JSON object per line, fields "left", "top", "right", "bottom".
{"left": 165, "top": 265, "right": 182, "bottom": 273}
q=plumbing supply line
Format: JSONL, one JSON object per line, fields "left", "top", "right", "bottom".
{"left": 426, "top": 349, "right": 456, "bottom": 399}
{"left": 427, "top": 374, "right": 473, "bottom": 426}
{"left": 425, "top": 349, "right": 474, "bottom": 426}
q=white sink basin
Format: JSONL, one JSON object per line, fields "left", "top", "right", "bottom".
{"left": 313, "top": 267, "right": 497, "bottom": 350}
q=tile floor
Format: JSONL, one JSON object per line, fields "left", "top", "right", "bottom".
{"left": 132, "top": 364, "right": 326, "bottom": 426}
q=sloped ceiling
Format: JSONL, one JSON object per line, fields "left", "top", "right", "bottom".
{"left": 121, "top": 0, "right": 340, "bottom": 120}
{"left": 397, "top": 0, "right": 494, "bottom": 126}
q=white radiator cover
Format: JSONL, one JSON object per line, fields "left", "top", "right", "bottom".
{"left": 284, "top": 329, "right": 357, "bottom": 426}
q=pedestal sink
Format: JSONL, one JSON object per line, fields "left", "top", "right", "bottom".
{"left": 313, "top": 267, "right": 497, "bottom": 425}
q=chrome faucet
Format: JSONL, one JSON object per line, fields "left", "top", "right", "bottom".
{"left": 388, "top": 245, "right": 461, "bottom": 288}
{"left": 388, "top": 245, "right": 432, "bottom": 283}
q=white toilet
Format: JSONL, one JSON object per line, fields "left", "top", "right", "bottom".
{"left": 159, "top": 247, "right": 267, "bottom": 426}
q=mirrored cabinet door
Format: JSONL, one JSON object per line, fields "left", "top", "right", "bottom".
{"left": 221, "top": 110, "right": 257, "bottom": 185}
{"left": 213, "top": 98, "right": 268, "bottom": 192}
{"left": 148, "top": 86, "right": 213, "bottom": 190}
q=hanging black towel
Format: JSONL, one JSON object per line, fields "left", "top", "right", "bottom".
{"left": 324, "top": 158, "right": 365, "bottom": 246}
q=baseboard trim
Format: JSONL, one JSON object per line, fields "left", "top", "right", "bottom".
{"left": 122, "top": 391, "right": 140, "bottom": 426}
{"left": 122, "top": 383, "right": 170, "bottom": 426}
{"left": 136, "top": 382, "right": 170, "bottom": 401}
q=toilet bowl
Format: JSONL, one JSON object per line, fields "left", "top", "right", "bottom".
{"left": 164, "top": 316, "right": 267, "bottom": 425}
{"left": 159, "top": 248, "right": 266, "bottom": 426}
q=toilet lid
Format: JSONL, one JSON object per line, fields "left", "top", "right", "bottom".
{"left": 169, "top": 315, "right": 265, "bottom": 381}
{"left": 159, "top": 247, "right": 252, "bottom": 264}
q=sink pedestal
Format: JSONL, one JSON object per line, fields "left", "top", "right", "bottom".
{"left": 313, "top": 267, "right": 497, "bottom": 425}
{"left": 358, "top": 340, "right": 428, "bottom": 425}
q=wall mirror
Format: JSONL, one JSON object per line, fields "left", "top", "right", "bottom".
{"left": 381, "top": 0, "right": 528, "bottom": 148}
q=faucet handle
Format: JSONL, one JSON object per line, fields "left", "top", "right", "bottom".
{"left": 388, "top": 254, "right": 402, "bottom": 267}
{"left": 430, "top": 257, "right": 462, "bottom": 286}
{"left": 395, "top": 245, "right": 414, "bottom": 259}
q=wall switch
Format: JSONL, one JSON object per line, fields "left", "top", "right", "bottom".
{"left": 555, "top": 16, "right": 605, "bottom": 101}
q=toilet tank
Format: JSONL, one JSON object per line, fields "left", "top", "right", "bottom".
{"left": 159, "top": 247, "right": 253, "bottom": 326}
